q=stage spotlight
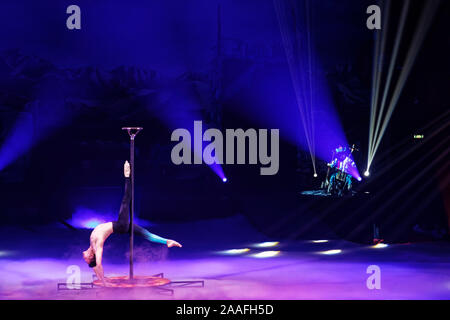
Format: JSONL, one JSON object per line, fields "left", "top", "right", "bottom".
{"left": 222, "top": 177, "right": 227, "bottom": 183}
{"left": 251, "top": 251, "right": 280, "bottom": 258}
{"left": 319, "top": 249, "right": 342, "bottom": 255}
{"left": 357, "top": 177, "right": 362, "bottom": 181}
{"left": 364, "top": 171, "right": 370, "bottom": 177}
{"left": 312, "top": 240, "right": 329, "bottom": 243}
{"left": 255, "top": 241, "right": 279, "bottom": 248}
{"left": 313, "top": 173, "right": 318, "bottom": 178}
{"left": 372, "top": 243, "right": 389, "bottom": 249}
{"left": 221, "top": 248, "right": 250, "bottom": 255}
{"left": 0, "top": 251, "right": 13, "bottom": 257}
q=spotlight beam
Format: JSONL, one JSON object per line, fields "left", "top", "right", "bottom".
{"left": 368, "top": 144, "right": 449, "bottom": 234}
{"left": 370, "top": 110, "right": 449, "bottom": 169}
{"left": 334, "top": 127, "right": 449, "bottom": 237}
{"left": 371, "top": 0, "right": 410, "bottom": 160}
{"left": 385, "top": 160, "right": 449, "bottom": 239}
{"left": 288, "top": 113, "right": 447, "bottom": 241}
{"left": 305, "top": 0, "right": 316, "bottom": 164}
{"left": 368, "top": 23, "right": 382, "bottom": 167}
{"left": 369, "top": 119, "right": 448, "bottom": 187}
{"left": 338, "top": 147, "right": 448, "bottom": 242}
{"left": 369, "top": 0, "right": 441, "bottom": 167}
{"left": 273, "top": 0, "right": 318, "bottom": 173}
{"left": 368, "top": 0, "right": 390, "bottom": 167}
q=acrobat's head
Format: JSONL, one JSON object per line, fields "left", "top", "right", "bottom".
{"left": 82, "top": 247, "right": 97, "bottom": 268}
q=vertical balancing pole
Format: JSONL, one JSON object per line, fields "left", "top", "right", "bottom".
{"left": 122, "top": 127, "right": 143, "bottom": 281}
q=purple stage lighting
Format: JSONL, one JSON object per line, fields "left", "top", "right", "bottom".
{"left": 216, "top": 13, "right": 362, "bottom": 181}
{"left": 0, "top": 112, "right": 33, "bottom": 171}
{"left": 68, "top": 207, "right": 152, "bottom": 229}
{"left": 0, "top": 78, "right": 72, "bottom": 171}
{"left": 343, "top": 153, "right": 362, "bottom": 181}
{"left": 221, "top": 59, "right": 362, "bottom": 181}
{"left": 147, "top": 83, "right": 226, "bottom": 182}
{"left": 209, "top": 162, "right": 226, "bottom": 182}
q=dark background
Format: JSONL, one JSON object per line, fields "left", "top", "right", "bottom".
{"left": 0, "top": 0, "right": 448, "bottom": 243}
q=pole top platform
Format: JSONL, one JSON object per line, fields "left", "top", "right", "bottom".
{"left": 122, "top": 127, "right": 143, "bottom": 130}
{"left": 122, "top": 127, "right": 143, "bottom": 140}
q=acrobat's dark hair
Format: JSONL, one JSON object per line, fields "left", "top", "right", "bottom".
{"left": 88, "top": 254, "right": 97, "bottom": 268}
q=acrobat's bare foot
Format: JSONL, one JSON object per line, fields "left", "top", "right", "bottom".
{"left": 124, "top": 161, "right": 130, "bottom": 178}
{"left": 167, "top": 240, "right": 182, "bottom": 248}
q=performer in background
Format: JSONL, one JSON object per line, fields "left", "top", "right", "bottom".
{"left": 327, "top": 145, "right": 357, "bottom": 195}
{"left": 82, "top": 161, "right": 182, "bottom": 285}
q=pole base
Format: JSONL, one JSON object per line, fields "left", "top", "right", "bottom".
{"left": 92, "top": 275, "right": 171, "bottom": 288}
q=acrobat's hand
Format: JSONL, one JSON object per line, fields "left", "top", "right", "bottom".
{"left": 167, "top": 240, "right": 182, "bottom": 248}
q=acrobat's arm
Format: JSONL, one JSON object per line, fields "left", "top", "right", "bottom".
{"left": 93, "top": 247, "right": 107, "bottom": 285}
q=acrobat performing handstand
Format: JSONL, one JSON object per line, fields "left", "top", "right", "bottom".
{"left": 82, "top": 160, "right": 182, "bottom": 286}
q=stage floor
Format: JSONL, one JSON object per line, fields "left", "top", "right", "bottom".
{"left": 0, "top": 220, "right": 449, "bottom": 300}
